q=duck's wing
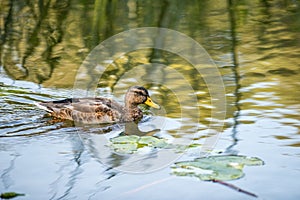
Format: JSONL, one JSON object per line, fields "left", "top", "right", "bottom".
{"left": 36, "top": 97, "right": 124, "bottom": 123}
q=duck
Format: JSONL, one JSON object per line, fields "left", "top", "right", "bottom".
{"left": 36, "top": 86, "right": 160, "bottom": 124}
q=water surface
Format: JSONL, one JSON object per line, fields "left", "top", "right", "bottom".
{"left": 1, "top": 1, "right": 300, "bottom": 199}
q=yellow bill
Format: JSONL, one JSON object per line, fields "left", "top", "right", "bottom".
{"left": 144, "top": 96, "right": 160, "bottom": 109}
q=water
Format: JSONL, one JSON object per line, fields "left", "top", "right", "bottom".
{"left": 1, "top": 0, "right": 300, "bottom": 199}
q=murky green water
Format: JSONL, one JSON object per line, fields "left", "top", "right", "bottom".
{"left": 1, "top": 0, "right": 300, "bottom": 199}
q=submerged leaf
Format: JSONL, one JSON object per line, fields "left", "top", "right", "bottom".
{"left": 111, "top": 143, "right": 138, "bottom": 154}
{"left": 0, "top": 192, "right": 25, "bottom": 199}
{"left": 172, "top": 155, "right": 264, "bottom": 181}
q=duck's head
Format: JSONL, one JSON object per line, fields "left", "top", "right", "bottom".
{"left": 125, "top": 86, "right": 160, "bottom": 109}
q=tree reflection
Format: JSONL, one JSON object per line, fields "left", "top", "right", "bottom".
{"left": 0, "top": 0, "right": 71, "bottom": 84}
{"left": 225, "top": 0, "right": 241, "bottom": 154}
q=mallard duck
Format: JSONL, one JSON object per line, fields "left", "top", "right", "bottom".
{"left": 36, "top": 86, "right": 160, "bottom": 124}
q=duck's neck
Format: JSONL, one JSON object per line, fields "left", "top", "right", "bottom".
{"left": 123, "top": 103, "right": 143, "bottom": 122}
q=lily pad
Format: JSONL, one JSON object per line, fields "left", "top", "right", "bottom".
{"left": 110, "top": 135, "right": 140, "bottom": 144}
{"left": 139, "top": 136, "right": 168, "bottom": 148}
{"left": 109, "top": 135, "right": 169, "bottom": 154}
{"left": 172, "top": 155, "right": 264, "bottom": 181}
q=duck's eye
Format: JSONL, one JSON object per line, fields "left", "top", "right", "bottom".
{"left": 135, "top": 91, "right": 145, "bottom": 96}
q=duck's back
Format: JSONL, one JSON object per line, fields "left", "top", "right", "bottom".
{"left": 37, "top": 97, "right": 124, "bottom": 124}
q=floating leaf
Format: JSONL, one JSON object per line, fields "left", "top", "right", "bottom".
{"left": 109, "top": 135, "right": 169, "bottom": 154}
{"left": 172, "top": 155, "right": 264, "bottom": 181}
{"left": 0, "top": 192, "right": 25, "bottom": 199}
{"left": 110, "top": 135, "right": 140, "bottom": 144}
{"left": 139, "top": 136, "right": 168, "bottom": 148}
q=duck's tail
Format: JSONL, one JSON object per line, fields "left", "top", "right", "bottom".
{"left": 35, "top": 102, "right": 53, "bottom": 113}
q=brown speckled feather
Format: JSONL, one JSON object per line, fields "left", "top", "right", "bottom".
{"left": 38, "top": 98, "right": 124, "bottom": 123}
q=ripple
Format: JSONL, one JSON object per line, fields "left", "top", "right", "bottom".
{"left": 0, "top": 81, "right": 71, "bottom": 138}
{"left": 268, "top": 67, "right": 297, "bottom": 76}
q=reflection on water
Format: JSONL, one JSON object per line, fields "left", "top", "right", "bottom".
{"left": 1, "top": 0, "right": 300, "bottom": 199}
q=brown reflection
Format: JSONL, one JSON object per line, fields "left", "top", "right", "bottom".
{"left": 124, "top": 121, "right": 160, "bottom": 136}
